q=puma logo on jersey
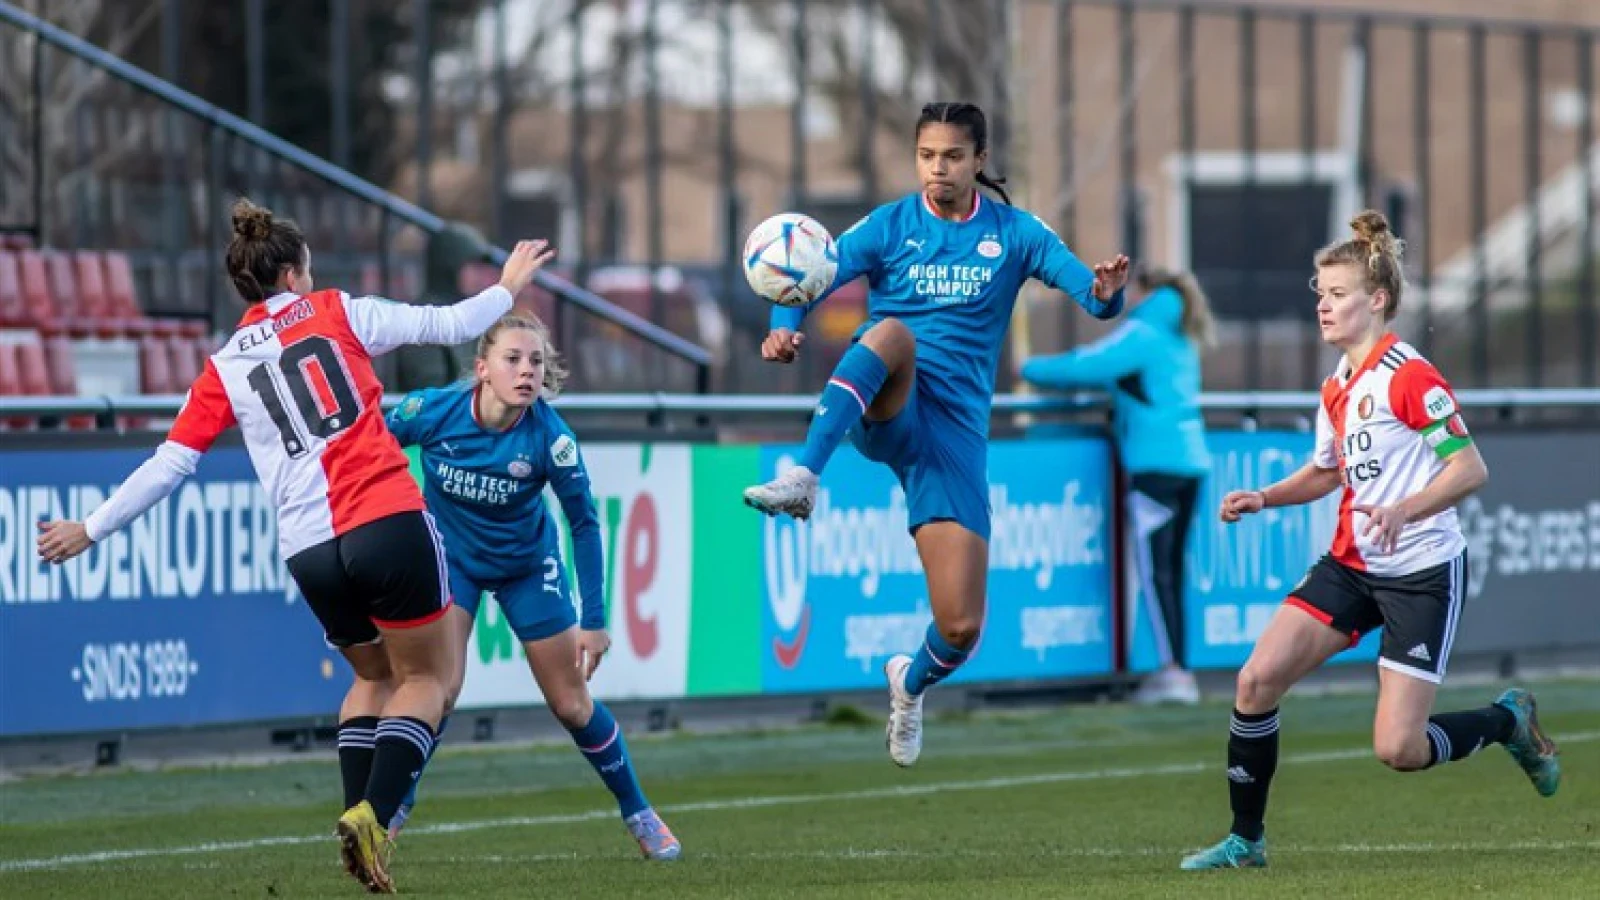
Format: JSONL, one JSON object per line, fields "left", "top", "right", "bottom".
{"left": 904, "top": 238, "right": 924, "bottom": 250}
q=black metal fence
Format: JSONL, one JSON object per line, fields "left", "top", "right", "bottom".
{"left": 3, "top": 0, "right": 1598, "bottom": 393}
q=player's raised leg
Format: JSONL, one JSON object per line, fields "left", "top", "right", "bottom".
{"left": 744, "top": 319, "right": 916, "bottom": 519}
{"left": 1370, "top": 663, "right": 1555, "bottom": 793}
{"left": 525, "top": 626, "right": 681, "bottom": 860}
{"left": 1180, "top": 603, "right": 1349, "bottom": 870}
{"left": 883, "top": 520, "right": 987, "bottom": 767}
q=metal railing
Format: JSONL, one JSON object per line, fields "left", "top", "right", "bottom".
{"left": 4, "top": 389, "right": 1599, "bottom": 430}
{"left": 0, "top": 1, "right": 713, "bottom": 391}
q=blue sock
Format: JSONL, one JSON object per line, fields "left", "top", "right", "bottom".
{"left": 798, "top": 343, "right": 890, "bottom": 474}
{"left": 397, "top": 715, "right": 448, "bottom": 813}
{"left": 903, "top": 624, "right": 971, "bottom": 696}
{"left": 570, "top": 701, "right": 649, "bottom": 819}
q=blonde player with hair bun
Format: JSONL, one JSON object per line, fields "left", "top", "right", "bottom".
{"left": 1179, "top": 211, "right": 1560, "bottom": 871}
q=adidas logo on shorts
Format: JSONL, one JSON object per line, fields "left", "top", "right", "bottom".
{"left": 1407, "top": 643, "right": 1432, "bottom": 663}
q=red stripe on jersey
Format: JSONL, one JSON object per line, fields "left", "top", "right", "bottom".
{"left": 1388, "top": 358, "right": 1456, "bottom": 431}
{"left": 1324, "top": 335, "right": 1398, "bottom": 572}
{"left": 168, "top": 359, "right": 236, "bottom": 452}
{"left": 1324, "top": 388, "right": 1364, "bottom": 570}
{"left": 282, "top": 290, "right": 424, "bottom": 535}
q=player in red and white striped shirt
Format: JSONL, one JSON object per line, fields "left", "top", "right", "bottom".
{"left": 36, "top": 199, "right": 554, "bottom": 892}
{"left": 1180, "top": 211, "right": 1560, "bottom": 872}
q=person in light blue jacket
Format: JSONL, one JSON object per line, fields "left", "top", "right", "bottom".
{"left": 1021, "top": 267, "right": 1216, "bottom": 703}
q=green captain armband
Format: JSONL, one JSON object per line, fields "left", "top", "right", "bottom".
{"left": 1421, "top": 413, "right": 1472, "bottom": 459}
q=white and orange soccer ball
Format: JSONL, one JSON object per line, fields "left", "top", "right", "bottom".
{"left": 742, "top": 212, "right": 838, "bottom": 308}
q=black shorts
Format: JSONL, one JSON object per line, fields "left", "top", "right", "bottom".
{"left": 1286, "top": 551, "right": 1467, "bottom": 683}
{"left": 285, "top": 510, "right": 452, "bottom": 648}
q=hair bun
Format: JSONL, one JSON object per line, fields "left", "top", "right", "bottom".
{"left": 231, "top": 198, "right": 274, "bottom": 242}
{"left": 1350, "top": 209, "right": 1391, "bottom": 244}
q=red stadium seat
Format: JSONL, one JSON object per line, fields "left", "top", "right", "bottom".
{"left": 44, "top": 251, "right": 101, "bottom": 338}
{"left": 187, "top": 334, "right": 216, "bottom": 375}
{"left": 17, "top": 250, "right": 58, "bottom": 331}
{"left": 72, "top": 251, "right": 125, "bottom": 336}
{"left": 43, "top": 336, "right": 94, "bottom": 429}
{"left": 42, "top": 336, "right": 79, "bottom": 394}
{"left": 166, "top": 334, "right": 200, "bottom": 387}
{"left": 0, "top": 342, "right": 20, "bottom": 395}
{"left": 0, "top": 343, "right": 28, "bottom": 428}
{"left": 139, "top": 335, "right": 174, "bottom": 394}
{"left": 102, "top": 252, "right": 156, "bottom": 335}
{"left": 0, "top": 252, "right": 26, "bottom": 327}
{"left": 16, "top": 341, "right": 51, "bottom": 396}
{"left": 104, "top": 252, "right": 140, "bottom": 317}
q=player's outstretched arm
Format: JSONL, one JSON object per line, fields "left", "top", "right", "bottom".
{"left": 345, "top": 239, "right": 556, "bottom": 354}
{"left": 39, "top": 363, "right": 233, "bottom": 563}
{"left": 1022, "top": 213, "right": 1128, "bottom": 320}
{"left": 1019, "top": 320, "right": 1152, "bottom": 389}
{"left": 1220, "top": 463, "right": 1342, "bottom": 523}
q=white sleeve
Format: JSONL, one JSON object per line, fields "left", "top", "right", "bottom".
{"left": 341, "top": 285, "right": 515, "bottom": 356}
{"left": 1313, "top": 403, "right": 1338, "bottom": 470}
{"left": 84, "top": 441, "right": 202, "bottom": 542}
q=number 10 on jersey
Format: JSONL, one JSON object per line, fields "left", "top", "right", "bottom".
{"left": 246, "top": 335, "right": 362, "bottom": 458}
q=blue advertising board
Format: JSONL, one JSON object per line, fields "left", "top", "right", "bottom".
{"left": 0, "top": 448, "right": 350, "bottom": 736}
{"left": 1125, "top": 430, "right": 1380, "bottom": 672}
{"left": 759, "top": 439, "right": 1116, "bottom": 693}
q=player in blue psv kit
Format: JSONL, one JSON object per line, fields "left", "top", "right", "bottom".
{"left": 743, "top": 102, "right": 1130, "bottom": 766}
{"left": 385, "top": 314, "right": 680, "bottom": 860}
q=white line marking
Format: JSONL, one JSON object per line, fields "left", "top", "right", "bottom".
{"left": 3, "top": 730, "right": 1593, "bottom": 873}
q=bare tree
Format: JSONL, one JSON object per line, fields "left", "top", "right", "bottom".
{"left": 0, "top": 1, "right": 162, "bottom": 232}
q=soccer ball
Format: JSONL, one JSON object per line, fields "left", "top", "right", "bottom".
{"left": 742, "top": 213, "right": 838, "bottom": 308}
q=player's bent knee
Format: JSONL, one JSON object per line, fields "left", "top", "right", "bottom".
{"left": 549, "top": 694, "right": 594, "bottom": 730}
{"left": 1234, "top": 664, "right": 1286, "bottom": 713}
{"left": 1373, "top": 733, "right": 1430, "bottom": 771}
{"left": 937, "top": 616, "right": 982, "bottom": 650}
{"left": 860, "top": 317, "right": 915, "bottom": 360}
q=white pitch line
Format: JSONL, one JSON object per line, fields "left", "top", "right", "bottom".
{"left": 3, "top": 730, "right": 1595, "bottom": 874}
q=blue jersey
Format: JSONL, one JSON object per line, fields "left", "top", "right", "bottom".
{"left": 386, "top": 386, "right": 605, "bottom": 629}
{"left": 774, "top": 192, "right": 1122, "bottom": 438}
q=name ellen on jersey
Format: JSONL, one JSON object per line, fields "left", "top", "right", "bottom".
{"left": 235, "top": 298, "right": 314, "bottom": 353}
{"left": 906, "top": 262, "right": 994, "bottom": 303}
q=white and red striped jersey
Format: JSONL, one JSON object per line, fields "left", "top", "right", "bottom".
{"left": 86, "top": 286, "right": 514, "bottom": 559}
{"left": 1313, "top": 334, "right": 1473, "bottom": 576}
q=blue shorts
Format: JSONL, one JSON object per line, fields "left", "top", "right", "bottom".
{"left": 448, "top": 552, "right": 576, "bottom": 643}
{"left": 848, "top": 378, "right": 991, "bottom": 540}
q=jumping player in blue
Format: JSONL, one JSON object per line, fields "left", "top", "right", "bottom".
{"left": 743, "top": 102, "right": 1130, "bottom": 766}
{"left": 385, "top": 313, "right": 681, "bottom": 860}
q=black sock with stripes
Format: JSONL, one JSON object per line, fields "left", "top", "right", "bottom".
{"left": 1424, "top": 705, "right": 1516, "bottom": 767}
{"left": 336, "top": 716, "right": 379, "bottom": 811}
{"left": 365, "top": 717, "right": 437, "bottom": 828}
{"left": 1227, "top": 708, "right": 1280, "bottom": 842}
